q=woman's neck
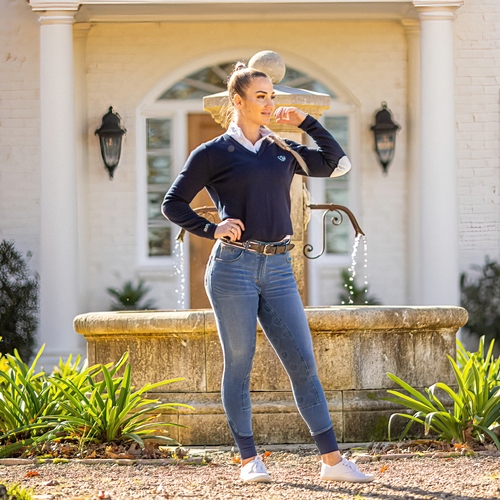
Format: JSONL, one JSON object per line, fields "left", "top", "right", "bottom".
{"left": 234, "top": 116, "right": 261, "bottom": 145}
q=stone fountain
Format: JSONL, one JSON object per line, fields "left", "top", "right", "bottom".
{"left": 74, "top": 52, "right": 467, "bottom": 445}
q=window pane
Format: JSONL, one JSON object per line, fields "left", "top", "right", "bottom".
{"left": 147, "top": 191, "right": 165, "bottom": 220}
{"left": 148, "top": 155, "right": 171, "bottom": 184}
{"left": 147, "top": 119, "right": 171, "bottom": 149}
{"left": 147, "top": 118, "right": 173, "bottom": 257}
{"left": 325, "top": 180, "right": 350, "bottom": 254}
{"left": 148, "top": 227, "right": 171, "bottom": 257}
{"left": 324, "top": 116, "right": 349, "bottom": 153}
{"left": 323, "top": 115, "right": 350, "bottom": 255}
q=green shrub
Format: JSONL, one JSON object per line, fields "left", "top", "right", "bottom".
{"left": 384, "top": 337, "right": 500, "bottom": 448}
{"left": 107, "top": 280, "right": 157, "bottom": 311}
{"left": 461, "top": 257, "right": 500, "bottom": 343}
{"left": 41, "top": 352, "right": 191, "bottom": 449}
{"left": 338, "top": 268, "right": 381, "bottom": 305}
{"left": 0, "top": 346, "right": 89, "bottom": 444}
{"left": 0, "top": 240, "right": 39, "bottom": 361}
{"left": 0, "top": 482, "right": 34, "bottom": 500}
{"left": 0, "top": 345, "right": 190, "bottom": 457}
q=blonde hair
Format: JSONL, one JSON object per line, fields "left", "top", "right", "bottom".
{"left": 222, "top": 61, "right": 309, "bottom": 174}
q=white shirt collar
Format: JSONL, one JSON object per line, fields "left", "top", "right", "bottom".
{"left": 227, "top": 122, "right": 273, "bottom": 153}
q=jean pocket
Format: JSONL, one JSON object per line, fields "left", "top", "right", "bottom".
{"left": 286, "top": 252, "right": 292, "bottom": 264}
{"left": 215, "top": 244, "right": 244, "bottom": 263}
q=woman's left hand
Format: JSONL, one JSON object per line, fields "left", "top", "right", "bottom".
{"left": 274, "top": 107, "right": 307, "bottom": 127}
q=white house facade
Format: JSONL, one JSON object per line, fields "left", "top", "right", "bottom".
{"left": 0, "top": 0, "right": 498, "bottom": 365}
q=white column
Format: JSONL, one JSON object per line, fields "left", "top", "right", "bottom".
{"left": 402, "top": 19, "right": 422, "bottom": 305}
{"left": 38, "top": 11, "right": 81, "bottom": 367}
{"left": 74, "top": 23, "right": 91, "bottom": 355}
{"left": 414, "top": 1, "right": 463, "bottom": 306}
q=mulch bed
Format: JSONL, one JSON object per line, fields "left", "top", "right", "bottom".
{"left": 0, "top": 443, "right": 499, "bottom": 499}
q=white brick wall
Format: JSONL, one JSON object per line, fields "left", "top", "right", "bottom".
{"left": 455, "top": 0, "right": 500, "bottom": 277}
{"left": 0, "top": 0, "right": 40, "bottom": 269}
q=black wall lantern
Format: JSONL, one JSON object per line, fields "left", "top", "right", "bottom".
{"left": 370, "top": 102, "right": 400, "bottom": 174}
{"left": 95, "top": 106, "right": 127, "bottom": 179}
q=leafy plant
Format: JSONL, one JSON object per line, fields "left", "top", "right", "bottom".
{"left": 0, "top": 346, "right": 101, "bottom": 445}
{"left": 0, "top": 482, "right": 34, "bottom": 500}
{"left": 0, "top": 346, "right": 55, "bottom": 442}
{"left": 40, "top": 352, "right": 190, "bottom": 449}
{"left": 0, "top": 240, "right": 39, "bottom": 361}
{"left": 51, "top": 353, "right": 88, "bottom": 379}
{"left": 0, "top": 338, "right": 9, "bottom": 375}
{"left": 107, "top": 280, "right": 157, "bottom": 311}
{"left": 457, "top": 336, "right": 500, "bottom": 389}
{"left": 384, "top": 339, "right": 500, "bottom": 448}
{"left": 0, "top": 345, "right": 190, "bottom": 457}
{"left": 339, "top": 268, "right": 381, "bottom": 305}
{"left": 461, "top": 257, "right": 500, "bottom": 343}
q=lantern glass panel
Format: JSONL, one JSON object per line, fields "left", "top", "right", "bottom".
{"left": 100, "top": 135, "right": 122, "bottom": 168}
{"left": 375, "top": 132, "right": 396, "bottom": 165}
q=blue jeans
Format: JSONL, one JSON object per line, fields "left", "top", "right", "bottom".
{"left": 205, "top": 239, "right": 338, "bottom": 459}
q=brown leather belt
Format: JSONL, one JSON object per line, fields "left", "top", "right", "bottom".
{"left": 221, "top": 238, "right": 294, "bottom": 255}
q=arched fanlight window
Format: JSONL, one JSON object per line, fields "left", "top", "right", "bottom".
{"left": 158, "top": 62, "right": 337, "bottom": 101}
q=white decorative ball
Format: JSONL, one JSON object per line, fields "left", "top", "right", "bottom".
{"left": 248, "top": 51, "right": 286, "bottom": 84}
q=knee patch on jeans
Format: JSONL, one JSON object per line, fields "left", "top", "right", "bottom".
{"left": 258, "top": 299, "right": 320, "bottom": 409}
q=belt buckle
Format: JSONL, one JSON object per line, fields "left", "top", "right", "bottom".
{"left": 263, "top": 244, "right": 275, "bottom": 255}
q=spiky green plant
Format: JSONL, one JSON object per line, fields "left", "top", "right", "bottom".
{"left": 384, "top": 338, "right": 500, "bottom": 448}
{"left": 107, "top": 280, "right": 157, "bottom": 311}
{"left": 0, "top": 346, "right": 100, "bottom": 444}
{"left": 40, "top": 353, "right": 190, "bottom": 448}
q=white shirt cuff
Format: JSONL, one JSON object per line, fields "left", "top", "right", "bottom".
{"left": 330, "top": 155, "right": 351, "bottom": 178}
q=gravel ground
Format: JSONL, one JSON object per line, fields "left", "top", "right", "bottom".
{"left": 0, "top": 446, "right": 499, "bottom": 500}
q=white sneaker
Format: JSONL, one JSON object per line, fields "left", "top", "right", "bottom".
{"left": 240, "top": 455, "right": 271, "bottom": 483}
{"left": 321, "top": 458, "right": 375, "bottom": 483}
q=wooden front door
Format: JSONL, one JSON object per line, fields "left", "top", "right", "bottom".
{"left": 187, "top": 113, "right": 224, "bottom": 309}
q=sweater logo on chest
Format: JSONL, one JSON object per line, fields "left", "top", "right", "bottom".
{"left": 277, "top": 155, "right": 286, "bottom": 162}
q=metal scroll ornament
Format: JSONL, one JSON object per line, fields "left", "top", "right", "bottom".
{"left": 303, "top": 204, "right": 365, "bottom": 260}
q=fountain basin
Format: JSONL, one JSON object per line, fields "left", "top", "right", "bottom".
{"left": 74, "top": 306, "right": 467, "bottom": 444}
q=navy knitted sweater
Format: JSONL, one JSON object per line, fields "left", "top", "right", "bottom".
{"left": 162, "top": 115, "right": 346, "bottom": 242}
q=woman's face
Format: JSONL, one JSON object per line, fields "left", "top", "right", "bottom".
{"left": 234, "top": 76, "right": 275, "bottom": 127}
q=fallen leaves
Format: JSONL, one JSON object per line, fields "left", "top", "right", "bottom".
{"left": 379, "top": 465, "right": 390, "bottom": 472}
{"left": 96, "top": 491, "right": 112, "bottom": 499}
{"left": 25, "top": 470, "right": 40, "bottom": 478}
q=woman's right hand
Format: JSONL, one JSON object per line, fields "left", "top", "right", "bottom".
{"left": 214, "top": 218, "right": 245, "bottom": 242}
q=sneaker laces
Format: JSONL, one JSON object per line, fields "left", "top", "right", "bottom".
{"left": 342, "top": 459, "right": 360, "bottom": 473}
{"left": 246, "top": 456, "right": 267, "bottom": 474}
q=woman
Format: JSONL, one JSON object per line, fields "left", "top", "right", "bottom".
{"left": 163, "top": 63, "right": 374, "bottom": 484}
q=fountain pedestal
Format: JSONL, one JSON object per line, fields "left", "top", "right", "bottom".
{"left": 74, "top": 306, "right": 467, "bottom": 444}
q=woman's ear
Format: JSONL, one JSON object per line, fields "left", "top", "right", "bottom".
{"left": 233, "top": 93, "right": 243, "bottom": 108}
